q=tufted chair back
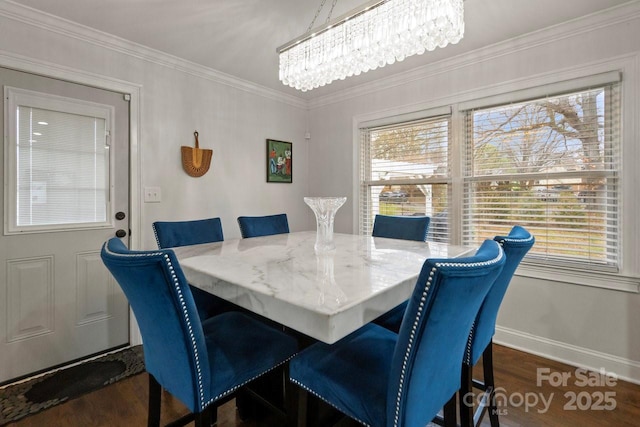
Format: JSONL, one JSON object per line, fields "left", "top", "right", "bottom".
{"left": 101, "top": 238, "right": 211, "bottom": 412}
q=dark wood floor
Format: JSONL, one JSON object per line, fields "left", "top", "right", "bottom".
{"left": 8, "top": 344, "right": 640, "bottom": 426}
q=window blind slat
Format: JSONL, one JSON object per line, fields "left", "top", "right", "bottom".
{"left": 360, "top": 115, "right": 451, "bottom": 241}
{"left": 462, "top": 83, "right": 621, "bottom": 267}
{"left": 15, "top": 105, "right": 109, "bottom": 228}
{"left": 358, "top": 75, "right": 621, "bottom": 272}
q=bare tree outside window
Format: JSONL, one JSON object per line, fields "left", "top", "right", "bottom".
{"left": 465, "top": 86, "right": 619, "bottom": 266}
{"left": 360, "top": 79, "right": 620, "bottom": 269}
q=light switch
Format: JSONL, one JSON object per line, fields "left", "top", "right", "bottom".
{"left": 144, "top": 186, "right": 161, "bottom": 203}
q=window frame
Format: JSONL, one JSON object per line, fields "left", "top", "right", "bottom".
{"left": 461, "top": 82, "right": 621, "bottom": 271}
{"left": 358, "top": 106, "right": 453, "bottom": 238}
{"left": 354, "top": 67, "right": 640, "bottom": 293}
{"left": 4, "top": 86, "right": 115, "bottom": 235}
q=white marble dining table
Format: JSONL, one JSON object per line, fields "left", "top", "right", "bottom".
{"left": 172, "top": 231, "right": 474, "bottom": 344}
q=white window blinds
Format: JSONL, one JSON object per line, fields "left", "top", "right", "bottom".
{"left": 359, "top": 115, "right": 451, "bottom": 241}
{"left": 462, "top": 83, "right": 621, "bottom": 269}
{"left": 5, "top": 87, "right": 112, "bottom": 233}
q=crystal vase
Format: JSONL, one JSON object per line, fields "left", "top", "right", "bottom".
{"left": 315, "top": 252, "right": 347, "bottom": 306}
{"left": 304, "top": 196, "right": 347, "bottom": 254}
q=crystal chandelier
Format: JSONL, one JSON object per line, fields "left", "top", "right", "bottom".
{"left": 277, "top": 0, "right": 465, "bottom": 92}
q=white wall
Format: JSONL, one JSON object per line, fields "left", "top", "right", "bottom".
{"left": 307, "top": 3, "right": 640, "bottom": 382}
{"left": 137, "top": 68, "right": 311, "bottom": 247}
{"left": 0, "top": 4, "right": 312, "bottom": 250}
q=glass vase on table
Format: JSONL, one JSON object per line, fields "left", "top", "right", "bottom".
{"left": 304, "top": 197, "right": 347, "bottom": 254}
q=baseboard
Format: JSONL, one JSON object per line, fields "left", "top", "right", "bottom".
{"left": 494, "top": 326, "right": 640, "bottom": 385}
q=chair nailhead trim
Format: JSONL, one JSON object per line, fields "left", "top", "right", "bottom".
{"left": 105, "top": 244, "right": 205, "bottom": 408}
{"left": 105, "top": 242, "right": 298, "bottom": 411}
{"left": 464, "top": 321, "right": 476, "bottom": 365}
{"left": 393, "top": 249, "right": 504, "bottom": 427}
{"left": 164, "top": 251, "right": 298, "bottom": 409}
{"left": 464, "top": 231, "right": 532, "bottom": 364}
{"left": 465, "top": 232, "right": 533, "bottom": 364}
{"left": 103, "top": 244, "right": 207, "bottom": 409}
{"left": 501, "top": 235, "right": 534, "bottom": 243}
{"left": 152, "top": 224, "right": 162, "bottom": 249}
{"left": 163, "top": 253, "right": 207, "bottom": 409}
{"left": 105, "top": 245, "right": 164, "bottom": 259}
{"left": 290, "top": 378, "right": 371, "bottom": 427}
{"left": 497, "top": 234, "right": 534, "bottom": 247}
{"left": 211, "top": 355, "right": 296, "bottom": 403}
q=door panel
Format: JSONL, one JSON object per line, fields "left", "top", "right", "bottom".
{"left": 76, "top": 252, "right": 112, "bottom": 325}
{"left": 0, "top": 67, "right": 130, "bottom": 383}
{"left": 6, "top": 256, "right": 54, "bottom": 342}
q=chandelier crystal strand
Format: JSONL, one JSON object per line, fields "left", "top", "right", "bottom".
{"left": 278, "top": 0, "right": 464, "bottom": 92}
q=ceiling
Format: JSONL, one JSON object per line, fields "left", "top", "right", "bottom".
{"left": 9, "top": 0, "right": 633, "bottom": 99}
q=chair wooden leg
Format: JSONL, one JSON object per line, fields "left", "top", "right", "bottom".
{"left": 482, "top": 342, "right": 499, "bottom": 427}
{"left": 284, "top": 364, "right": 298, "bottom": 427}
{"left": 460, "top": 363, "right": 474, "bottom": 427}
{"left": 297, "top": 389, "right": 309, "bottom": 427}
{"left": 148, "top": 374, "right": 162, "bottom": 427}
{"left": 194, "top": 406, "right": 213, "bottom": 427}
{"left": 443, "top": 393, "right": 457, "bottom": 427}
{"left": 210, "top": 404, "right": 218, "bottom": 426}
{"left": 236, "top": 388, "right": 254, "bottom": 421}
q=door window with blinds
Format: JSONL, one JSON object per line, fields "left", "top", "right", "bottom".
{"left": 359, "top": 113, "right": 451, "bottom": 242}
{"left": 462, "top": 80, "right": 621, "bottom": 270}
{"left": 4, "top": 87, "right": 113, "bottom": 234}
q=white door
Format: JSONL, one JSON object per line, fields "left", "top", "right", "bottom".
{"left": 0, "top": 67, "right": 130, "bottom": 383}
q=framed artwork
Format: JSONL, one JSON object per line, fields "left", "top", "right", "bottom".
{"left": 266, "top": 139, "right": 292, "bottom": 183}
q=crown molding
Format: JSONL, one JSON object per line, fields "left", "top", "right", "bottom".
{"left": 0, "top": 0, "right": 308, "bottom": 109}
{"left": 2, "top": 0, "right": 639, "bottom": 111}
{"left": 308, "top": 0, "right": 640, "bottom": 109}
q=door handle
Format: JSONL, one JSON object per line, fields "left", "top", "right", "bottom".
{"left": 115, "top": 229, "right": 127, "bottom": 238}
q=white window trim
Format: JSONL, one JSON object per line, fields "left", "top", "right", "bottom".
{"left": 353, "top": 105, "right": 461, "bottom": 237}
{"left": 457, "top": 71, "right": 621, "bottom": 111}
{"left": 518, "top": 263, "right": 639, "bottom": 293}
{"left": 355, "top": 105, "right": 455, "bottom": 236}
{"left": 4, "top": 86, "right": 115, "bottom": 235}
{"left": 353, "top": 53, "right": 640, "bottom": 293}
{"left": 462, "top": 82, "right": 621, "bottom": 271}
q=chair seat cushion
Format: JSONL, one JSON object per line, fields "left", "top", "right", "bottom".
{"left": 290, "top": 324, "right": 396, "bottom": 427}
{"left": 203, "top": 311, "right": 298, "bottom": 401}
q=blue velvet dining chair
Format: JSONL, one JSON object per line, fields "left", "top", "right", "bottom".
{"left": 237, "top": 213, "right": 290, "bottom": 238}
{"left": 372, "top": 214, "right": 430, "bottom": 242}
{"left": 100, "top": 238, "right": 298, "bottom": 427}
{"left": 290, "top": 239, "right": 505, "bottom": 427}
{"left": 153, "top": 217, "right": 224, "bottom": 248}
{"left": 371, "top": 214, "right": 430, "bottom": 331}
{"left": 152, "top": 217, "right": 231, "bottom": 321}
{"left": 459, "top": 225, "right": 534, "bottom": 427}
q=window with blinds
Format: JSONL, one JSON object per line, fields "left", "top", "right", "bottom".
{"left": 359, "top": 115, "right": 451, "bottom": 242}
{"left": 462, "top": 83, "right": 621, "bottom": 269}
{"left": 5, "top": 87, "right": 112, "bottom": 234}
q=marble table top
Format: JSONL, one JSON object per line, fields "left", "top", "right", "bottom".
{"left": 173, "top": 231, "right": 474, "bottom": 343}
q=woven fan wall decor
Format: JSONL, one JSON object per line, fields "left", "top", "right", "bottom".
{"left": 181, "top": 131, "right": 212, "bottom": 177}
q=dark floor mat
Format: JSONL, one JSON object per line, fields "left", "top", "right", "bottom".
{"left": 0, "top": 346, "right": 145, "bottom": 425}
